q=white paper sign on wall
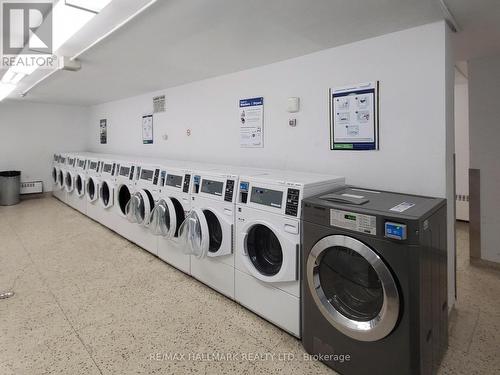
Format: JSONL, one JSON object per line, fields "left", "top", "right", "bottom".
{"left": 239, "top": 97, "right": 264, "bottom": 148}
{"left": 153, "top": 95, "right": 166, "bottom": 113}
{"left": 142, "top": 114, "right": 153, "bottom": 144}
{"left": 330, "top": 81, "right": 379, "bottom": 151}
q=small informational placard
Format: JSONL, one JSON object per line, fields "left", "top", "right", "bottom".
{"left": 153, "top": 95, "right": 166, "bottom": 113}
{"left": 239, "top": 97, "right": 264, "bottom": 148}
{"left": 99, "top": 119, "right": 107, "bottom": 144}
{"left": 330, "top": 81, "right": 379, "bottom": 150}
{"left": 142, "top": 114, "right": 153, "bottom": 144}
{"left": 389, "top": 202, "right": 415, "bottom": 213}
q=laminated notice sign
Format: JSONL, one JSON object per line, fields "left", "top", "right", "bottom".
{"left": 330, "top": 81, "right": 379, "bottom": 150}
{"left": 239, "top": 97, "right": 264, "bottom": 148}
{"left": 142, "top": 114, "right": 153, "bottom": 144}
{"left": 100, "top": 119, "right": 107, "bottom": 144}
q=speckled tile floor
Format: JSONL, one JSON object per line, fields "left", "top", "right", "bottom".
{"left": 1, "top": 197, "right": 499, "bottom": 374}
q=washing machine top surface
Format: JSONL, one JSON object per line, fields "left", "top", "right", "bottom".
{"left": 305, "top": 186, "right": 446, "bottom": 221}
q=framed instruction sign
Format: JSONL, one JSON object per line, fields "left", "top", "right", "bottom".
{"left": 142, "top": 114, "right": 153, "bottom": 144}
{"left": 239, "top": 97, "right": 264, "bottom": 148}
{"left": 329, "top": 81, "right": 379, "bottom": 150}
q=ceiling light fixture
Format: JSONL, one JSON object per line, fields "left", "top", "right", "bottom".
{"left": 1, "top": 0, "right": 112, "bottom": 100}
{"left": 0, "top": 83, "right": 17, "bottom": 101}
{"left": 65, "top": 0, "right": 112, "bottom": 14}
{"left": 1, "top": 70, "right": 26, "bottom": 85}
{"left": 21, "top": 0, "right": 158, "bottom": 98}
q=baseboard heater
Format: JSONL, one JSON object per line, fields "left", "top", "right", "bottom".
{"left": 20, "top": 181, "right": 43, "bottom": 194}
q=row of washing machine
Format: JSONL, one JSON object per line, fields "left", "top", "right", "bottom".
{"left": 51, "top": 152, "right": 345, "bottom": 338}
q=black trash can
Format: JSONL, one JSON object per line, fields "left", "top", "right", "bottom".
{"left": 0, "top": 171, "right": 21, "bottom": 206}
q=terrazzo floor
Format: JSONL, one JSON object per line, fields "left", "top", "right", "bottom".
{"left": 0, "top": 196, "right": 499, "bottom": 374}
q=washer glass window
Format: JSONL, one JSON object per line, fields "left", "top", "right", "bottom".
{"left": 307, "top": 235, "right": 400, "bottom": 342}
{"left": 171, "top": 198, "right": 185, "bottom": 237}
{"left": 246, "top": 224, "right": 282, "bottom": 276}
{"left": 65, "top": 173, "right": 72, "bottom": 189}
{"left": 118, "top": 185, "right": 131, "bottom": 215}
{"left": 101, "top": 182, "right": 110, "bottom": 206}
{"left": 203, "top": 210, "right": 222, "bottom": 253}
{"left": 88, "top": 178, "right": 95, "bottom": 199}
{"left": 318, "top": 246, "right": 383, "bottom": 321}
{"left": 76, "top": 175, "right": 83, "bottom": 194}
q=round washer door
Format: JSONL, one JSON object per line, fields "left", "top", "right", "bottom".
{"left": 133, "top": 189, "right": 155, "bottom": 226}
{"left": 246, "top": 224, "right": 283, "bottom": 277}
{"left": 99, "top": 180, "right": 114, "bottom": 209}
{"left": 148, "top": 198, "right": 177, "bottom": 237}
{"left": 52, "top": 167, "right": 58, "bottom": 185}
{"left": 240, "top": 222, "right": 297, "bottom": 282}
{"left": 58, "top": 170, "right": 64, "bottom": 190}
{"left": 76, "top": 174, "right": 85, "bottom": 197}
{"left": 178, "top": 208, "right": 209, "bottom": 259}
{"left": 86, "top": 177, "right": 98, "bottom": 202}
{"left": 306, "top": 235, "right": 400, "bottom": 342}
{"left": 117, "top": 184, "right": 131, "bottom": 216}
{"left": 125, "top": 193, "right": 139, "bottom": 223}
{"left": 64, "top": 171, "right": 74, "bottom": 193}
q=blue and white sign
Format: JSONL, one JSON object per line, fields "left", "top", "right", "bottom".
{"left": 330, "top": 81, "right": 379, "bottom": 151}
{"left": 239, "top": 97, "right": 264, "bottom": 148}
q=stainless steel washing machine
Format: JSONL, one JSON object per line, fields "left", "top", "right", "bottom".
{"left": 301, "top": 187, "right": 448, "bottom": 375}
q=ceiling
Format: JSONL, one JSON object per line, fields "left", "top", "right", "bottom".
{"left": 6, "top": 0, "right": 499, "bottom": 106}
{"left": 448, "top": 0, "right": 500, "bottom": 62}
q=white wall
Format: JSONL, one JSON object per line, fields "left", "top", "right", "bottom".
{"left": 469, "top": 54, "right": 500, "bottom": 264}
{"left": 0, "top": 101, "right": 88, "bottom": 191}
{"left": 89, "top": 22, "right": 449, "bottom": 195}
{"left": 88, "top": 22, "right": 455, "bottom": 302}
{"left": 454, "top": 81, "right": 470, "bottom": 221}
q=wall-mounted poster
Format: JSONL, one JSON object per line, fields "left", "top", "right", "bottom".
{"left": 153, "top": 95, "right": 166, "bottom": 113}
{"left": 100, "top": 119, "right": 107, "bottom": 144}
{"left": 239, "top": 97, "right": 264, "bottom": 148}
{"left": 330, "top": 81, "right": 379, "bottom": 150}
{"left": 142, "top": 114, "right": 153, "bottom": 144}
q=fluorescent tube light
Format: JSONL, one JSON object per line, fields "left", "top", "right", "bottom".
{"left": 53, "top": 0, "right": 97, "bottom": 51}
{"left": 1, "top": 70, "right": 26, "bottom": 84}
{"left": 0, "top": 83, "right": 17, "bottom": 101}
{"left": 65, "top": 0, "right": 112, "bottom": 14}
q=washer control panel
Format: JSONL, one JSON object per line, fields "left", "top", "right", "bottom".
{"left": 224, "top": 179, "right": 235, "bottom": 202}
{"left": 285, "top": 188, "right": 300, "bottom": 217}
{"left": 183, "top": 174, "right": 191, "bottom": 193}
{"left": 330, "top": 209, "right": 377, "bottom": 235}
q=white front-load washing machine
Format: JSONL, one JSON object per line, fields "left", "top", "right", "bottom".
{"left": 71, "top": 157, "right": 88, "bottom": 214}
{"left": 125, "top": 162, "right": 161, "bottom": 255}
{"left": 98, "top": 159, "right": 118, "bottom": 229}
{"left": 179, "top": 169, "right": 241, "bottom": 299}
{"left": 109, "top": 158, "right": 138, "bottom": 241}
{"left": 150, "top": 163, "right": 193, "bottom": 273}
{"left": 85, "top": 156, "right": 103, "bottom": 223}
{"left": 51, "top": 154, "right": 66, "bottom": 202}
{"left": 234, "top": 171, "right": 344, "bottom": 337}
{"left": 65, "top": 155, "right": 87, "bottom": 214}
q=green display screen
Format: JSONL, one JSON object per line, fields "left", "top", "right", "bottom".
{"left": 344, "top": 214, "right": 357, "bottom": 221}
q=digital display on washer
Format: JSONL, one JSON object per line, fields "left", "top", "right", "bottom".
{"left": 166, "top": 174, "right": 182, "bottom": 188}
{"left": 119, "top": 166, "right": 130, "bottom": 177}
{"left": 250, "top": 187, "right": 283, "bottom": 208}
{"left": 103, "top": 164, "right": 112, "bottom": 173}
{"left": 201, "top": 179, "right": 223, "bottom": 196}
{"left": 140, "top": 169, "right": 154, "bottom": 181}
{"left": 89, "top": 161, "right": 97, "bottom": 170}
